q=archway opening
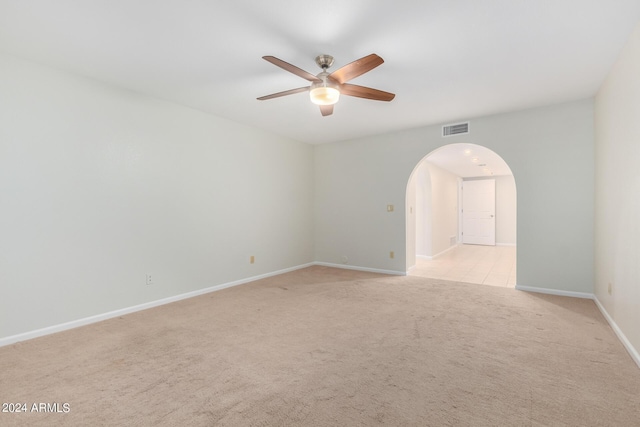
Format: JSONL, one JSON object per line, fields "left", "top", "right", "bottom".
{"left": 405, "top": 143, "right": 517, "bottom": 287}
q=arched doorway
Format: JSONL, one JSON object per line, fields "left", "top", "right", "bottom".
{"left": 406, "top": 143, "right": 517, "bottom": 287}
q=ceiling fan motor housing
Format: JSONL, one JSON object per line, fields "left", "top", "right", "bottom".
{"left": 315, "top": 54, "right": 334, "bottom": 70}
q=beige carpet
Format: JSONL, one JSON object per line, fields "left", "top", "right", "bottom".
{"left": 1, "top": 266, "right": 639, "bottom": 426}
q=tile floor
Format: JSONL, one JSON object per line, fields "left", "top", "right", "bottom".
{"left": 409, "top": 244, "right": 516, "bottom": 288}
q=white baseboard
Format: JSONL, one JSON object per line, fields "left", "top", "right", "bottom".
{"left": 417, "top": 244, "right": 459, "bottom": 261}
{"left": 5, "top": 264, "right": 638, "bottom": 373}
{"left": 593, "top": 297, "right": 640, "bottom": 369}
{"left": 516, "top": 285, "right": 640, "bottom": 369}
{"left": 313, "top": 262, "right": 406, "bottom": 276}
{"left": 0, "top": 262, "right": 315, "bottom": 348}
{"left": 515, "top": 284, "right": 594, "bottom": 299}
{"left": 435, "top": 244, "right": 460, "bottom": 259}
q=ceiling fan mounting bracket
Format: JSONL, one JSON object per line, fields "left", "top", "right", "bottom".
{"left": 315, "top": 54, "right": 334, "bottom": 70}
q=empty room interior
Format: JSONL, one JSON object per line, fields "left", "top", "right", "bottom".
{"left": 1, "top": 1, "right": 640, "bottom": 425}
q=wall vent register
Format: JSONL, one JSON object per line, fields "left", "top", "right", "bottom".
{"left": 442, "top": 122, "right": 470, "bottom": 137}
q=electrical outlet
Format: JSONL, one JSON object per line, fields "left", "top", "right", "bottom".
{"left": 387, "top": 204, "right": 394, "bottom": 212}
{"left": 390, "top": 251, "right": 395, "bottom": 259}
{"left": 146, "top": 274, "right": 153, "bottom": 286}
{"left": 250, "top": 255, "right": 255, "bottom": 264}
{"left": 608, "top": 282, "right": 612, "bottom": 295}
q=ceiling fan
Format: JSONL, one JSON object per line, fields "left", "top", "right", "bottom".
{"left": 257, "top": 53, "right": 395, "bottom": 116}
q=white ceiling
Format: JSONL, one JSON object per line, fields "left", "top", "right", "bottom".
{"left": 426, "top": 143, "right": 512, "bottom": 178}
{"left": 1, "top": 0, "right": 639, "bottom": 146}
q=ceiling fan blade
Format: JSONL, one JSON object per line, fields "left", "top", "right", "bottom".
{"left": 320, "top": 105, "right": 334, "bottom": 116}
{"left": 257, "top": 86, "right": 309, "bottom": 101}
{"left": 329, "top": 54, "right": 384, "bottom": 84}
{"left": 262, "top": 56, "right": 322, "bottom": 82}
{"left": 340, "top": 84, "right": 395, "bottom": 101}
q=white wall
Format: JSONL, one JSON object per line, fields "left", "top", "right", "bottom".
{"left": 315, "top": 99, "right": 594, "bottom": 292}
{"left": 413, "top": 162, "right": 431, "bottom": 258}
{"left": 595, "top": 22, "right": 640, "bottom": 358}
{"left": 0, "top": 53, "right": 314, "bottom": 340}
{"left": 412, "top": 161, "right": 460, "bottom": 261}
{"left": 426, "top": 162, "right": 459, "bottom": 256}
{"left": 495, "top": 175, "right": 517, "bottom": 245}
{"left": 405, "top": 171, "right": 418, "bottom": 270}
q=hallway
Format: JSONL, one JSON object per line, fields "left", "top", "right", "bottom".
{"left": 410, "top": 244, "right": 516, "bottom": 288}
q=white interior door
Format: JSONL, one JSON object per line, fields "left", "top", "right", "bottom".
{"left": 462, "top": 179, "right": 496, "bottom": 245}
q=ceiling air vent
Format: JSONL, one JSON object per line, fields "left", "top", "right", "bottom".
{"left": 442, "top": 122, "right": 469, "bottom": 137}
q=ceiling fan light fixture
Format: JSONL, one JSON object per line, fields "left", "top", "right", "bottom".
{"left": 310, "top": 86, "right": 340, "bottom": 105}
{"left": 309, "top": 74, "right": 340, "bottom": 105}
